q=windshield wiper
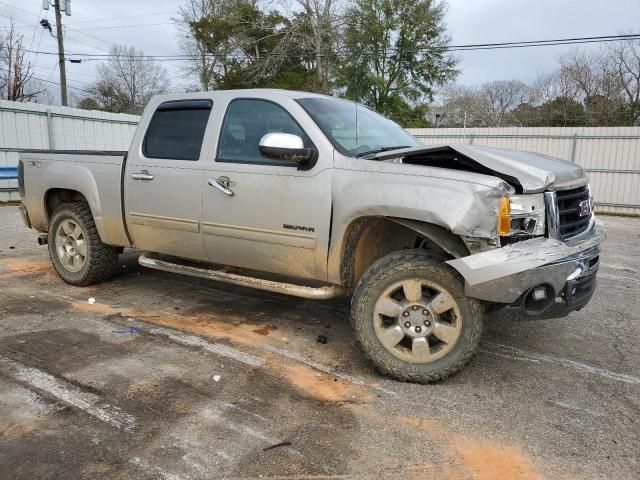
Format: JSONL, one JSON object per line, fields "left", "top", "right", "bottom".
{"left": 355, "top": 145, "right": 413, "bottom": 158}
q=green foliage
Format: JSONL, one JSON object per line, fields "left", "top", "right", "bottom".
{"left": 337, "top": 0, "right": 457, "bottom": 124}
{"left": 584, "top": 95, "right": 628, "bottom": 126}
{"left": 76, "top": 97, "right": 100, "bottom": 111}
{"left": 184, "top": 0, "right": 454, "bottom": 125}
{"left": 190, "top": 0, "right": 317, "bottom": 91}
{"left": 514, "top": 97, "right": 587, "bottom": 127}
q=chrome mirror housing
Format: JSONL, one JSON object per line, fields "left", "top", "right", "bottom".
{"left": 258, "top": 133, "right": 315, "bottom": 166}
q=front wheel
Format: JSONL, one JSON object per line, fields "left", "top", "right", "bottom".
{"left": 48, "top": 202, "right": 120, "bottom": 286}
{"left": 350, "top": 250, "right": 483, "bottom": 383}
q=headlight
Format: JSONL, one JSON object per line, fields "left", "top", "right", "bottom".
{"left": 498, "top": 194, "right": 546, "bottom": 237}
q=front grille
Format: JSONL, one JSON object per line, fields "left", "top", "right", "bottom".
{"left": 556, "top": 185, "right": 592, "bottom": 240}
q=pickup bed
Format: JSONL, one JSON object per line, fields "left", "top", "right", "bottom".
{"left": 18, "top": 89, "right": 605, "bottom": 383}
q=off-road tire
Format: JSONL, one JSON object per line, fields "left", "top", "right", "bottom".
{"left": 350, "top": 249, "right": 483, "bottom": 383}
{"left": 48, "top": 202, "right": 120, "bottom": 286}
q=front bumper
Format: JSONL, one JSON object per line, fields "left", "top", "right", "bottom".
{"left": 447, "top": 218, "right": 605, "bottom": 314}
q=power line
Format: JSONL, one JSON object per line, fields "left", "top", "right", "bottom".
{"left": 0, "top": 67, "right": 92, "bottom": 94}
{"left": 0, "top": 0, "right": 36, "bottom": 17}
{"left": 60, "top": 32, "right": 110, "bottom": 53}
{"left": 65, "top": 25, "right": 115, "bottom": 48}
{"left": 29, "top": 62, "right": 99, "bottom": 81}
{"left": 73, "top": 22, "right": 174, "bottom": 31}
{"left": 2, "top": 33, "right": 638, "bottom": 61}
{"left": 69, "top": 10, "right": 175, "bottom": 25}
{"left": 447, "top": 34, "right": 640, "bottom": 50}
{"left": 28, "top": 2, "right": 44, "bottom": 51}
{"left": 32, "top": 9, "right": 49, "bottom": 64}
{"left": 0, "top": 13, "right": 35, "bottom": 27}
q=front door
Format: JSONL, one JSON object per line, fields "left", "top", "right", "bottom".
{"left": 124, "top": 99, "right": 212, "bottom": 261}
{"left": 201, "top": 98, "right": 333, "bottom": 282}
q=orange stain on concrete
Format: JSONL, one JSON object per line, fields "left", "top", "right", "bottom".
{"left": 400, "top": 417, "right": 541, "bottom": 480}
{"left": 70, "top": 299, "right": 363, "bottom": 403}
{"left": 1, "top": 259, "right": 51, "bottom": 274}
{"left": 0, "top": 422, "right": 39, "bottom": 440}
{"left": 275, "top": 362, "right": 364, "bottom": 404}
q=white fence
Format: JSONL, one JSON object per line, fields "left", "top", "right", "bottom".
{"left": 1, "top": 100, "right": 638, "bottom": 215}
{"left": 408, "top": 127, "right": 640, "bottom": 216}
{"left": 0, "top": 100, "right": 138, "bottom": 201}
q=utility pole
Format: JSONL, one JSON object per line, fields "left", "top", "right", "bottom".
{"left": 43, "top": 1, "right": 71, "bottom": 106}
{"left": 54, "top": 1, "right": 67, "bottom": 106}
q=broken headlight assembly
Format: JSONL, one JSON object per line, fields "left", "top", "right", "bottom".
{"left": 498, "top": 194, "right": 546, "bottom": 241}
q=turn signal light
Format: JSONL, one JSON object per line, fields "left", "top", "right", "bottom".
{"left": 498, "top": 196, "right": 511, "bottom": 235}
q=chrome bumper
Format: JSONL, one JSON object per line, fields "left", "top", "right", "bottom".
{"left": 447, "top": 218, "right": 605, "bottom": 304}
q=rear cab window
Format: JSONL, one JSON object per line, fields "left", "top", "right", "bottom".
{"left": 143, "top": 100, "right": 213, "bottom": 161}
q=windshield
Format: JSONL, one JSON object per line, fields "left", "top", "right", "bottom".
{"left": 297, "top": 97, "right": 422, "bottom": 157}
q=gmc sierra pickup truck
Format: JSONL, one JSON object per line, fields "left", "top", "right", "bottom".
{"left": 18, "top": 89, "right": 605, "bottom": 383}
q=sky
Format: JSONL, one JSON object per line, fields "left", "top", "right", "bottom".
{"left": 1, "top": 0, "right": 640, "bottom": 104}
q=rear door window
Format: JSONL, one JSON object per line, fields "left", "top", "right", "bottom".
{"left": 143, "top": 100, "right": 212, "bottom": 161}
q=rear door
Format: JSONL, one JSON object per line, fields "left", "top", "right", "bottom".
{"left": 124, "top": 99, "right": 212, "bottom": 260}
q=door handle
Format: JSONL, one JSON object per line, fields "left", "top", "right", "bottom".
{"left": 130, "top": 170, "right": 154, "bottom": 181}
{"left": 208, "top": 176, "right": 234, "bottom": 196}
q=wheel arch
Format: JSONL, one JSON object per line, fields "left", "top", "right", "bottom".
{"left": 43, "top": 186, "right": 116, "bottom": 246}
{"left": 45, "top": 188, "right": 90, "bottom": 220}
{"left": 336, "top": 216, "right": 470, "bottom": 289}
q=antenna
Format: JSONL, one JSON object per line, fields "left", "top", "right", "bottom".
{"left": 354, "top": 98, "right": 358, "bottom": 149}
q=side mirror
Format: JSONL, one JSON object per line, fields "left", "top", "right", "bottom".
{"left": 259, "top": 133, "right": 315, "bottom": 166}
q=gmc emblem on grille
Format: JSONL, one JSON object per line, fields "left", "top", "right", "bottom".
{"left": 578, "top": 199, "right": 591, "bottom": 217}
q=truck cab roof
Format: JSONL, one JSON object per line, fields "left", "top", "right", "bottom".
{"left": 151, "top": 89, "right": 332, "bottom": 105}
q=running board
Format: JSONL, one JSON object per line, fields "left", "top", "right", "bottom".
{"left": 138, "top": 253, "right": 346, "bottom": 300}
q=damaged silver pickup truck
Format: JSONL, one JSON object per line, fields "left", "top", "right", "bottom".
{"left": 18, "top": 89, "right": 605, "bottom": 383}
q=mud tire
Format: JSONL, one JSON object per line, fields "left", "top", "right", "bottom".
{"left": 48, "top": 202, "right": 120, "bottom": 286}
{"left": 350, "top": 249, "right": 483, "bottom": 383}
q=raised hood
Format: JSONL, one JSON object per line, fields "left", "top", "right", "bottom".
{"left": 374, "top": 144, "right": 588, "bottom": 193}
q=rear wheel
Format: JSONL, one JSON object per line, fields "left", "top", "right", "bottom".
{"left": 48, "top": 202, "right": 120, "bottom": 286}
{"left": 350, "top": 250, "right": 483, "bottom": 383}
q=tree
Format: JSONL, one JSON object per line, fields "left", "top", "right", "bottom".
{"left": 437, "top": 80, "right": 529, "bottom": 127}
{"left": 293, "top": 0, "right": 342, "bottom": 93}
{"left": 177, "top": 0, "right": 313, "bottom": 91}
{"left": 513, "top": 97, "right": 586, "bottom": 127}
{"left": 77, "top": 97, "right": 100, "bottom": 111}
{"left": 530, "top": 70, "right": 578, "bottom": 105}
{"left": 176, "top": 0, "right": 224, "bottom": 91}
{"left": 558, "top": 46, "right": 631, "bottom": 126}
{"left": 0, "top": 21, "right": 43, "bottom": 102}
{"left": 435, "top": 84, "right": 483, "bottom": 127}
{"left": 607, "top": 39, "right": 640, "bottom": 125}
{"left": 80, "top": 45, "right": 170, "bottom": 114}
{"left": 176, "top": 0, "right": 341, "bottom": 93}
{"left": 476, "top": 80, "right": 529, "bottom": 127}
{"left": 337, "top": 0, "right": 457, "bottom": 126}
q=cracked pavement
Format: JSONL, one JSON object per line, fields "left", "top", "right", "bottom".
{"left": 0, "top": 205, "right": 639, "bottom": 479}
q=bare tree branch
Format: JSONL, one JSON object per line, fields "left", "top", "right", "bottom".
{"left": 0, "top": 20, "right": 44, "bottom": 102}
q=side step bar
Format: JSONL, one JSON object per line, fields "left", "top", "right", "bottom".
{"left": 138, "top": 253, "right": 346, "bottom": 300}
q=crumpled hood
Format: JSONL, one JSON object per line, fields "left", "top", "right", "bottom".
{"left": 374, "top": 144, "right": 589, "bottom": 193}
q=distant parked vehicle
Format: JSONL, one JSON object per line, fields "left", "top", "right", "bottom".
{"left": 18, "top": 89, "right": 604, "bottom": 383}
